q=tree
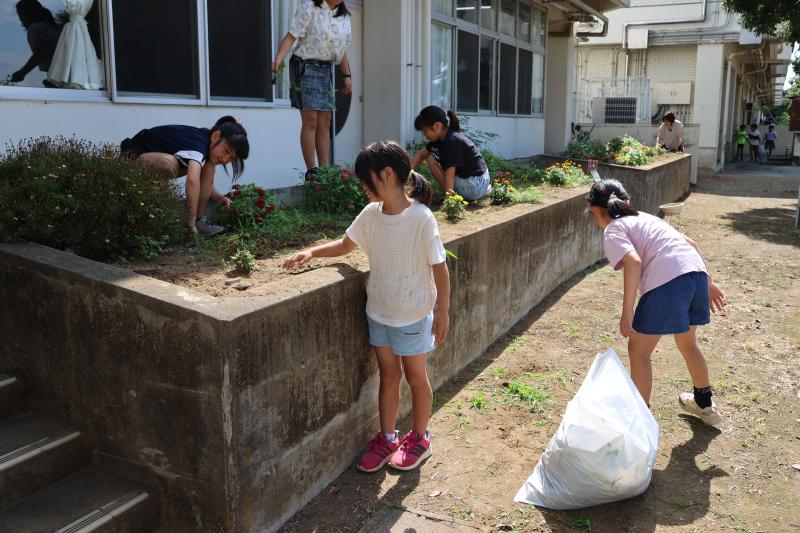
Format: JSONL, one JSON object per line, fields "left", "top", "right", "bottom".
{"left": 724, "top": 0, "right": 799, "bottom": 72}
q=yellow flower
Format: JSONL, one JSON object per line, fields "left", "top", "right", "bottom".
{"left": 503, "top": 179, "right": 510, "bottom": 185}
{"left": 509, "top": 187, "right": 516, "bottom": 192}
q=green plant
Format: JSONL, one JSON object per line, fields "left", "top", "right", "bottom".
{"left": 229, "top": 247, "right": 256, "bottom": 274}
{"left": 468, "top": 392, "right": 486, "bottom": 410}
{"left": 490, "top": 172, "right": 516, "bottom": 204}
{"left": 218, "top": 183, "right": 277, "bottom": 229}
{"left": 543, "top": 161, "right": 591, "bottom": 187}
{"left": 564, "top": 141, "right": 609, "bottom": 162}
{"left": 0, "top": 137, "right": 185, "bottom": 260}
{"left": 504, "top": 380, "right": 553, "bottom": 411}
{"left": 441, "top": 190, "right": 468, "bottom": 220}
{"left": 303, "top": 165, "right": 368, "bottom": 214}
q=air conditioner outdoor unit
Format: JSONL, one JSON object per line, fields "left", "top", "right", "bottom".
{"left": 592, "top": 97, "right": 638, "bottom": 124}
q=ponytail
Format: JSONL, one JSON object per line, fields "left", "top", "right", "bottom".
{"left": 354, "top": 140, "right": 433, "bottom": 206}
{"left": 414, "top": 105, "right": 459, "bottom": 133}
{"left": 210, "top": 116, "right": 249, "bottom": 181}
{"left": 587, "top": 179, "right": 638, "bottom": 219}
{"left": 446, "top": 110, "right": 461, "bottom": 132}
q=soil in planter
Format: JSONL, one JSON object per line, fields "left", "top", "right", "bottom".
{"left": 121, "top": 186, "right": 583, "bottom": 299}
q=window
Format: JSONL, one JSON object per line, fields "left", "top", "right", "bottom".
{"left": 208, "top": 0, "right": 271, "bottom": 101}
{"left": 498, "top": 43, "right": 516, "bottom": 114}
{"left": 480, "top": 0, "right": 496, "bottom": 31}
{"left": 0, "top": 0, "right": 104, "bottom": 91}
{"left": 499, "top": 0, "right": 516, "bottom": 36}
{"left": 433, "top": 0, "right": 453, "bottom": 16}
{"left": 457, "top": 0, "right": 479, "bottom": 24}
{"left": 112, "top": 0, "right": 200, "bottom": 97}
{"left": 517, "top": 48, "right": 533, "bottom": 115}
{"left": 273, "top": 0, "right": 303, "bottom": 100}
{"left": 432, "top": 1, "right": 545, "bottom": 116}
{"left": 479, "top": 37, "right": 495, "bottom": 111}
{"left": 456, "top": 30, "right": 479, "bottom": 112}
{"left": 532, "top": 53, "right": 544, "bottom": 113}
{"left": 431, "top": 23, "right": 454, "bottom": 110}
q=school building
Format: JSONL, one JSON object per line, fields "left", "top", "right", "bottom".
{"left": 572, "top": 0, "right": 794, "bottom": 172}
{"left": 0, "top": 0, "right": 630, "bottom": 190}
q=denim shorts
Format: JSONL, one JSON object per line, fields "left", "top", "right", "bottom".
{"left": 367, "top": 312, "right": 436, "bottom": 356}
{"left": 633, "top": 271, "right": 710, "bottom": 335}
{"left": 290, "top": 56, "right": 334, "bottom": 111}
{"left": 455, "top": 168, "right": 491, "bottom": 201}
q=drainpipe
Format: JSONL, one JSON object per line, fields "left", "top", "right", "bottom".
{"left": 720, "top": 51, "right": 749, "bottom": 168}
{"left": 622, "top": 0, "right": 709, "bottom": 77}
{"left": 566, "top": 0, "right": 609, "bottom": 38}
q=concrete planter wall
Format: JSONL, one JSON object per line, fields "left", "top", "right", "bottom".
{"left": 0, "top": 155, "right": 690, "bottom": 532}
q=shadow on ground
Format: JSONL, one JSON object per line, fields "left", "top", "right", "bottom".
{"left": 720, "top": 206, "right": 800, "bottom": 247}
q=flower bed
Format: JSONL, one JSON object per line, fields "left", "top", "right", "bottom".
{"left": 564, "top": 135, "right": 667, "bottom": 167}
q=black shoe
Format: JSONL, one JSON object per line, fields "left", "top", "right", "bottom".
{"left": 305, "top": 167, "right": 320, "bottom": 181}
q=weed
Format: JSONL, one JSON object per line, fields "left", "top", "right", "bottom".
{"left": 524, "top": 370, "right": 568, "bottom": 388}
{"left": 491, "top": 367, "right": 507, "bottom": 379}
{"left": 504, "top": 381, "right": 553, "bottom": 412}
{"left": 229, "top": 247, "right": 256, "bottom": 274}
{"left": 469, "top": 392, "right": 486, "bottom": 410}
{"left": 571, "top": 516, "right": 592, "bottom": 532}
{"left": 561, "top": 321, "right": 580, "bottom": 337}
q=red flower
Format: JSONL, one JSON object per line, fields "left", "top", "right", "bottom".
{"left": 341, "top": 174, "right": 349, "bottom": 182}
{"left": 314, "top": 185, "right": 324, "bottom": 192}
{"left": 256, "top": 197, "right": 265, "bottom": 209}
{"left": 266, "top": 203, "right": 276, "bottom": 214}
{"left": 255, "top": 187, "right": 265, "bottom": 195}
{"left": 234, "top": 191, "right": 242, "bottom": 197}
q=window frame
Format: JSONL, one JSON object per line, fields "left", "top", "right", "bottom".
{"left": 431, "top": 0, "right": 546, "bottom": 119}
{"left": 0, "top": 0, "right": 286, "bottom": 108}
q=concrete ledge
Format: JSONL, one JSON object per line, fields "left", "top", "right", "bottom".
{"left": 0, "top": 155, "right": 690, "bottom": 532}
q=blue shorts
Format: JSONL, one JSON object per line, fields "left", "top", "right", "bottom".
{"left": 633, "top": 271, "right": 710, "bottom": 335}
{"left": 455, "top": 168, "right": 491, "bottom": 201}
{"left": 367, "top": 312, "right": 435, "bottom": 356}
{"left": 289, "top": 56, "right": 334, "bottom": 111}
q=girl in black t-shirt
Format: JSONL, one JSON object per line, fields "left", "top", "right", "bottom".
{"left": 411, "top": 106, "right": 490, "bottom": 201}
{"left": 121, "top": 116, "right": 249, "bottom": 235}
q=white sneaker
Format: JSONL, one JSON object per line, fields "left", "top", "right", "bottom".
{"left": 678, "top": 392, "right": 723, "bottom": 426}
{"left": 195, "top": 219, "right": 226, "bottom": 236}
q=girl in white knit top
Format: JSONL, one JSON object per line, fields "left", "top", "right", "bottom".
{"left": 284, "top": 140, "right": 450, "bottom": 472}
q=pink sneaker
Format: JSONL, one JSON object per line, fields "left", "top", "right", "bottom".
{"left": 356, "top": 432, "right": 399, "bottom": 473}
{"left": 389, "top": 431, "right": 431, "bottom": 471}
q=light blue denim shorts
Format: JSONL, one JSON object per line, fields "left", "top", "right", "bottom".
{"left": 367, "top": 312, "right": 436, "bottom": 356}
{"left": 289, "top": 56, "right": 335, "bottom": 111}
{"left": 455, "top": 168, "right": 491, "bottom": 201}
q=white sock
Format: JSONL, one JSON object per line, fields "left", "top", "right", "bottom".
{"left": 384, "top": 432, "right": 397, "bottom": 442}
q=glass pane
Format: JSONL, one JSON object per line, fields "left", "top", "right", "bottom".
{"left": 433, "top": 0, "right": 453, "bottom": 16}
{"left": 517, "top": 4, "right": 531, "bottom": 42}
{"left": 498, "top": 43, "right": 516, "bottom": 114}
{"left": 0, "top": 0, "right": 104, "bottom": 89}
{"left": 209, "top": 0, "right": 271, "bottom": 101}
{"left": 533, "top": 9, "right": 546, "bottom": 47}
{"left": 532, "top": 53, "right": 544, "bottom": 113}
{"left": 274, "top": 0, "right": 303, "bottom": 99}
{"left": 499, "top": 0, "right": 516, "bottom": 36}
{"left": 112, "top": 0, "right": 199, "bottom": 97}
{"left": 480, "top": 0, "right": 496, "bottom": 30}
{"left": 479, "top": 37, "right": 494, "bottom": 111}
{"left": 457, "top": 0, "right": 478, "bottom": 24}
{"left": 456, "top": 30, "right": 479, "bottom": 112}
{"left": 431, "top": 23, "right": 453, "bottom": 110}
{"left": 517, "top": 48, "right": 532, "bottom": 115}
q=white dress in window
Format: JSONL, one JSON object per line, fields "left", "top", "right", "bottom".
{"left": 47, "top": 0, "right": 105, "bottom": 90}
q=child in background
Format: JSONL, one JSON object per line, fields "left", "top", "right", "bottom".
{"left": 410, "top": 106, "right": 491, "bottom": 201}
{"left": 284, "top": 140, "right": 450, "bottom": 471}
{"left": 747, "top": 123, "right": 762, "bottom": 162}
{"left": 735, "top": 125, "right": 747, "bottom": 161}
{"left": 121, "top": 116, "right": 249, "bottom": 235}
{"left": 585, "top": 179, "right": 727, "bottom": 425}
{"left": 763, "top": 125, "right": 778, "bottom": 157}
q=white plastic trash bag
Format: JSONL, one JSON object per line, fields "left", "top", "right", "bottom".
{"left": 514, "top": 348, "right": 659, "bottom": 510}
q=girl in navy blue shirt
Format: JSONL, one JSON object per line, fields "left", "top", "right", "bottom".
{"left": 121, "top": 116, "right": 249, "bottom": 235}
{"left": 411, "top": 106, "right": 491, "bottom": 201}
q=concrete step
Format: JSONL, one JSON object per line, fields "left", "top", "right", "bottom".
{"left": 0, "top": 375, "right": 26, "bottom": 419}
{"left": 0, "top": 412, "right": 88, "bottom": 505}
{"left": 0, "top": 468, "right": 157, "bottom": 533}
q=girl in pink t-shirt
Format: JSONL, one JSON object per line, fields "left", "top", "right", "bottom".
{"left": 586, "top": 179, "right": 727, "bottom": 425}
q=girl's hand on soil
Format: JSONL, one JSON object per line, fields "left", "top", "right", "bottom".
{"left": 620, "top": 309, "right": 636, "bottom": 338}
{"left": 432, "top": 310, "right": 449, "bottom": 345}
{"left": 343, "top": 77, "right": 353, "bottom": 96}
{"left": 283, "top": 251, "right": 313, "bottom": 270}
{"left": 709, "top": 280, "right": 727, "bottom": 313}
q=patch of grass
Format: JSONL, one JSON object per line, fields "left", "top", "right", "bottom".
{"left": 491, "top": 367, "right": 507, "bottom": 379}
{"left": 523, "top": 369, "right": 568, "bottom": 388}
{"left": 468, "top": 392, "right": 486, "bottom": 411}
{"left": 504, "top": 380, "right": 553, "bottom": 412}
{"left": 571, "top": 516, "right": 592, "bottom": 532}
{"left": 508, "top": 334, "right": 536, "bottom": 351}
{"left": 509, "top": 185, "right": 543, "bottom": 204}
{"left": 753, "top": 299, "right": 773, "bottom": 308}
{"left": 560, "top": 321, "right": 580, "bottom": 337}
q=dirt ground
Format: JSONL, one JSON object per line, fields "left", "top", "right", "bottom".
{"left": 120, "top": 186, "right": 583, "bottom": 300}
{"left": 281, "top": 171, "right": 800, "bottom": 533}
